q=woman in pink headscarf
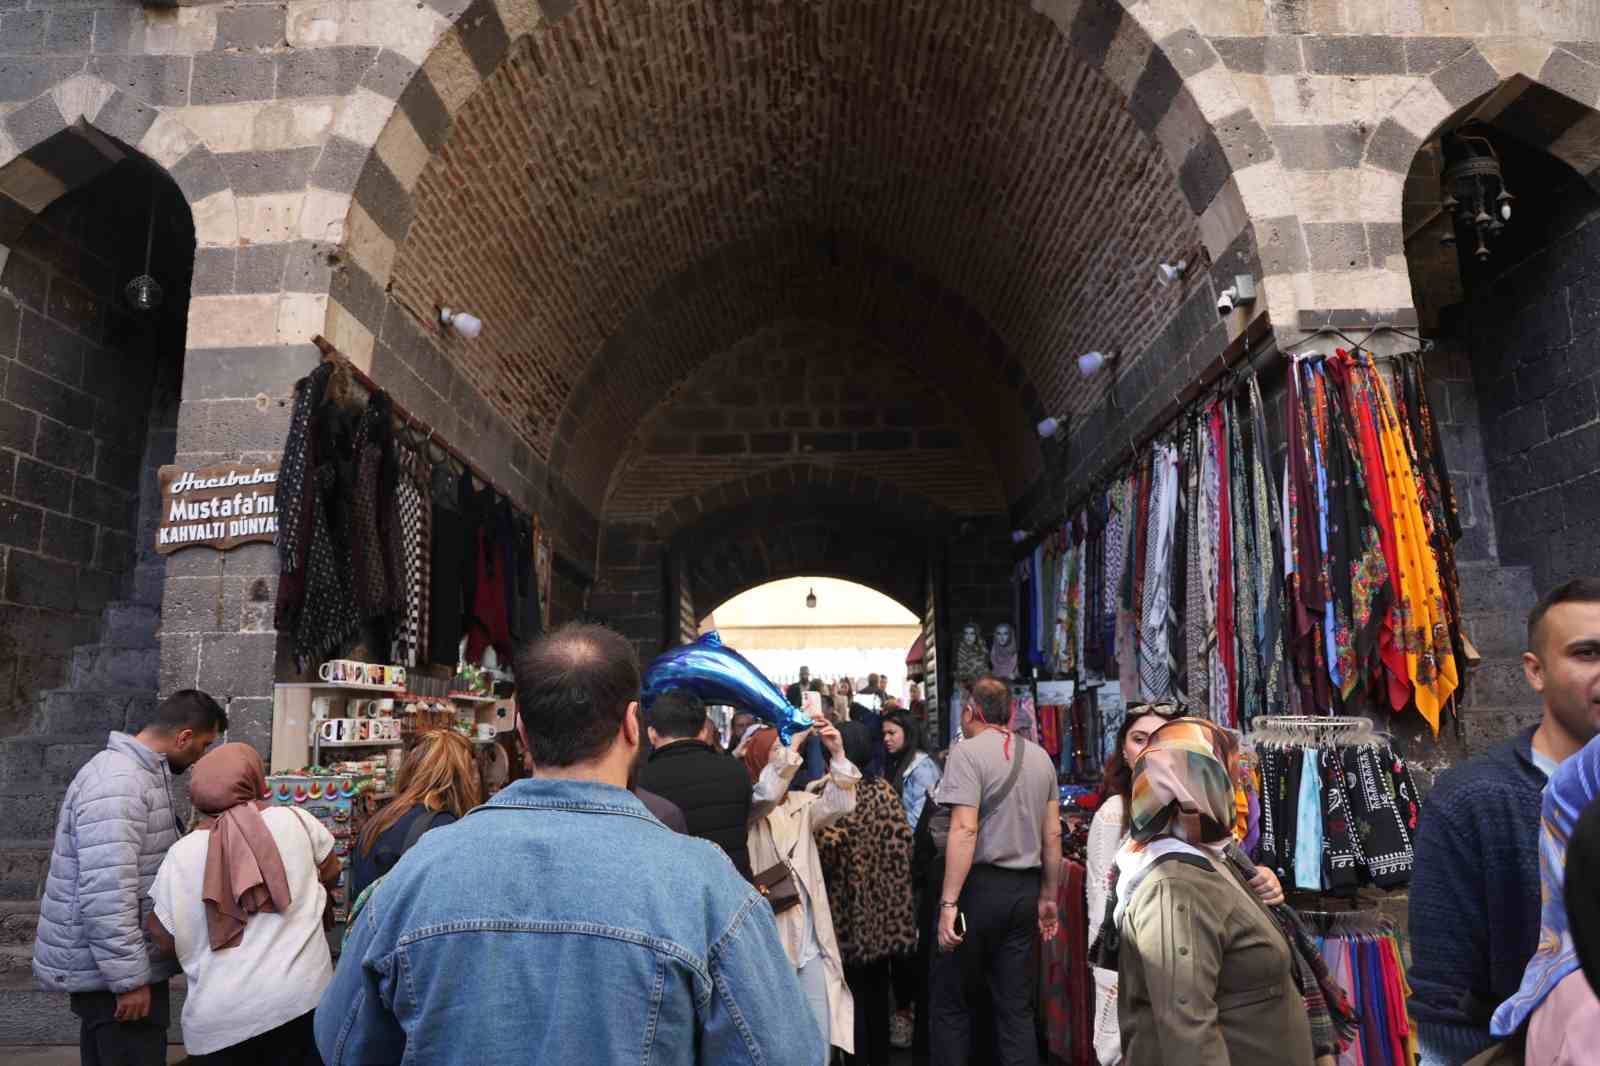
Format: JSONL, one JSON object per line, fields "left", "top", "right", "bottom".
{"left": 146, "top": 743, "right": 339, "bottom": 1064}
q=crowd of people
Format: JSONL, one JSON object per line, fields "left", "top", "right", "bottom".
{"left": 24, "top": 577, "right": 1600, "bottom": 1065}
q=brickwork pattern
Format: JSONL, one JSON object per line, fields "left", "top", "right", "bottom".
{"left": 606, "top": 319, "right": 1005, "bottom": 523}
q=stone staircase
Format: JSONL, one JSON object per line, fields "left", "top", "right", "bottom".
{"left": 0, "top": 598, "right": 183, "bottom": 1044}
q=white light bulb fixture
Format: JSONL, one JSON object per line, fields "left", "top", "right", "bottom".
{"left": 1076, "top": 350, "right": 1113, "bottom": 378}
{"left": 1156, "top": 259, "right": 1187, "bottom": 287}
{"left": 439, "top": 307, "right": 483, "bottom": 339}
{"left": 1011, "top": 529, "right": 1030, "bottom": 544}
{"left": 1036, "top": 415, "right": 1066, "bottom": 439}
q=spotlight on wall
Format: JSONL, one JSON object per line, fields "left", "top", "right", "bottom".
{"left": 1036, "top": 415, "right": 1067, "bottom": 440}
{"left": 1076, "top": 350, "right": 1118, "bottom": 379}
{"left": 1156, "top": 259, "right": 1188, "bottom": 287}
{"left": 1011, "top": 529, "right": 1030, "bottom": 544}
{"left": 439, "top": 307, "right": 483, "bottom": 338}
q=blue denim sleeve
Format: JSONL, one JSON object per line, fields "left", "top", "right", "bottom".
{"left": 314, "top": 895, "right": 407, "bottom": 1066}
{"left": 703, "top": 896, "right": 826, "bottom": 1066}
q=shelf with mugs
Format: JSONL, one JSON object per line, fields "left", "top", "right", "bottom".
{"left": 317, "top": 738, "right": 405, "bottom": 748}
{"left": 277, "top": 681, "right": 405, "bottom": 693}
{"left": 446, "top": 692, "right": 501, "bottom": 704}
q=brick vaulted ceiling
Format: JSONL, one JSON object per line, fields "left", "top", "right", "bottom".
{"left": 389, "top": 0, "right": 1202, "bottom": 519}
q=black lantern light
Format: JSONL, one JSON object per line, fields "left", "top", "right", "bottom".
{"left": 1440, "top": 129, "right": 1514, "bottom": 261}
{"left": 805, "top": 587, "right": 817, "bottom": 609}
{"left": 124, "top": 176, "right": 163, "bottom": 312}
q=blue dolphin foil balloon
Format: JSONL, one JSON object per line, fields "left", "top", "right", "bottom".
{"left": 642, "top": 631, "right": 811, "bottom": 742}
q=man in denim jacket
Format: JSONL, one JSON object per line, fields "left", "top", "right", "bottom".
{"left": 316, "top": 623, "right": 823, "bottom": 1065}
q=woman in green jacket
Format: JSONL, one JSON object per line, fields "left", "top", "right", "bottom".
{"left": 1112, "top": 719, "right": 1314, "bottom": 1066}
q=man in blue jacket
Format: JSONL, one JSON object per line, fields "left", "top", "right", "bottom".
{"left": 316, "top": 623, "right": 822, "bottom": 1065}
{"left": 1409, "top": 577, "right": 1600, "bottom": 1064}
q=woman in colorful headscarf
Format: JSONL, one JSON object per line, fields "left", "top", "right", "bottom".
{"left": 145, "top": 743, "right": 339, "bottom": 1063}
{"left": 1114, "top": 718, "right": 1314, "bottom": 1066}
{"left": 1493, "top": 734, "right": 1600, "bottom": 1065}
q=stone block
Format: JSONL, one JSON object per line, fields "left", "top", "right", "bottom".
{"left": 89, "top": 55, "right": 191, "bottom": 109}
{"left": 18, "top": 310, "right": 84, "bottom": 389}
{"left": 1546, "top": 379, "right": 1598, "bottom": 436}
{"left": 71, "top": 479, "right": 129, "bottom": 529}
{"left": 0, "top": 12, "right": 44, "bottom": 56}
{"left": 197, "top": 632, "right": 277, "bottom": 702}
{"left": 1271, "top": 122, "right": 1364, "bottom": 169}
{"left": 181, "top": 343, "right": 319, "bottom": 403}
{"left": 231, "top": 191, "right": 298, "bottom": 245}
{"left": 3, "top": 94, "right": 65, "bottom": 157}
{"left": 34, "top": 418, "right": 90, "bottom": 474}
{"left": 1304, "top": 221, "right": 1370, "bottom": 271}
{"left": 1211, "top": 37, "right": 1265, "bottom": 74}
{"left": 1302, "top": 35, "right": 1406, "bottom": 76}
{"left": 216, "top": 147, "right": 320, "bottom": 196}
{"left": 309, "top": 134, "right": 367, "bottom": 195}
{"left": 5, "top": 549, "right": 70, "bottom": 609}
{"left": 216, "top": 6, "right": 286, "bottom": 51}
{"left": 1432, "top": 47, "right": 1500, "bottom": 109}
{"left": 0, "top": 57, "right": 82, "bottom": 105}
{"left": 41, "top": 511, "right": 94, "bottom": 567}
{"left": 190, "top": 52, "right": 274, "bottom": 109}
{"left": 139, "top": 6, "right": 220, "bottom": 55}
{"left": 361, "top": 49, "right": 419, "bottom": 102}
{"left": 6, "top": 364, "right": 92, "bottom": 431}
{"left": 1365, "top": 117, "right": 1423, "bottom": 174}
{"left": 277, "top": 45, "right": 378, "bottom": 99}
{"left": 13, "top": 457, "right": 69, "bottom": 513}
{"left": 230, "top": 243, "right": 285, "bottom": 295}
{"left": 397, "top": 66, "right": 451, "bottom": 151}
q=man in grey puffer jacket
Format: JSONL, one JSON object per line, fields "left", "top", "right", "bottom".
{"left": 33, "top": 689, "right": 226, "bottom": 1066}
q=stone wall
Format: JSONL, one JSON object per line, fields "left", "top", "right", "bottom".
{"left": 1459, "top": 151, "right": 1600, "bottom": 595}
{"left": 0, "top": 157, "right": 189, "bottom": 736}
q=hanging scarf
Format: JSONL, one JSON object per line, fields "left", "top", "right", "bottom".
{"left": 1168, "top": 433, "right": 1190, "bottom": 706}
{"left": 1185, "top": 415, "right": 1210, "bottom": 719}
{"left": 1140, "top": 442, "right": 1178, "bottom": 702}
{"left": 293, "top": 463, "right": 362, "bottom": 665}
{"left": 1209, "top": 403, "right": 1238, "bottom": 726}
{"left": 349, "top": 398, "right": 391, "bottom": 619}
{"left": 1227, "top": 395, "right": 1259, "bottom": 721}
{"left": 274, "top": 363, "right": 333, "bottom": 633}
{"left": 1248, "top": 376, "right": 1286, "bottom": 717}
{"left": 1103, "top": 481, "right": 1127, "bottom": 671}
{"left": 191, "top": 744, "right": 292, "bottom": 951}
{"left": 1341, "top": 744, "right": 1414, "bottom": 888}
{"left": 1342, "top": 355, "right": 1412, "bottom": 712}
{"left": 1320, "top": 746, "right": 1362, "bottom": 894}
{"left": 1370, "top": 362, "right": 1458, "bottom": 732}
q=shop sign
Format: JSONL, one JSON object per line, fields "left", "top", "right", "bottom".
{"left": 155, "top": 463, "right": 280, "bottom": 554}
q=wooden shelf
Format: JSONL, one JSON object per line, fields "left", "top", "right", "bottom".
{"left": 446, "top": 693, "right": 500, "bottom": 703}
{"left": 316, "top": 739, "right": 404, "bottom": 748}
{"left": 278, "top": 682, "right": 404, "bottom": 693}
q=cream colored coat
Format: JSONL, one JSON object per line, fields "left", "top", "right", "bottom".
{"left": 747, "top": 743, "right": 860, "bottom": 1054}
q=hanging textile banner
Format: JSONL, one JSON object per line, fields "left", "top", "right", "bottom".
{"left": 156, "top": 463, "right": 280, "bottom": 553}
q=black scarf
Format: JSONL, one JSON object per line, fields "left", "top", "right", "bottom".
{"left": 1319, "top": 746, "right": 1361, "bottom": 894}
{"left": 273, "top": 363, "right": 333, "bottom": 632}
{"left": 1340, "top": 744, "right": 1414, "bottom": 889}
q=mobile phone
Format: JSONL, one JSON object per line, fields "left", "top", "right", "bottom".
{"left": 955, "top": 911, "right": 967, "bottom": 938}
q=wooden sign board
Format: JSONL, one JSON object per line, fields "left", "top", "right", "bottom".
{"left": 156, "top": 463, "right": 280, "bottom": 554}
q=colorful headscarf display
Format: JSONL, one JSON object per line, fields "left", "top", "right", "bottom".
{"left": 1494, "top": 735, "right": 1600, "bottom": 1036}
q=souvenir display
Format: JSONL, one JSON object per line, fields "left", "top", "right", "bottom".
{"left": 267, "top": 773, "right": 364, "bottom": 922}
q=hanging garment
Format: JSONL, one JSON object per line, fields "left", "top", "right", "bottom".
{"left": 292, "top": 464, "right": 362, "bottom": 666}
{"left": 1254, "top": 742, "right": 1287, "bottom": 881}
{"left": 1340, "top": 745, "right": 1414, "bottom": 888}
{"left": 274, "top": 363, "right": 334, "bottom": 640}
{"left": 390, "top": 445, "right": 430, "bottom": 669}
{"left": 1405, "top": 355, "right": 1469, "bottom": 691}
{"left": 1227, "top": 396, "right": 1259, "bottom": 722}
{"left": 1342, "top": 356, "right": 1412, "bottom": 712}
{"left": 1248, "top": 376, "right": 1287, "bottom": 717}
{"left": 1117, "top": 472, "right": 1142, "bottom": 698}
{"left": 428, "top": 464, "right": 467, "bottom": 668}
{"left": 1185, "top": 418, "right": 1210, "bottom": 720}
{"left": 1371, "top": 363, "right": 1458, "bottom": 732}
{"left": 1293, "top": 747, "right": 1325, "bottom": 891}
{"left": 1319, "top": 747, "right": 1361, "bottom": 894}
{"left": 1167, "top": 435, "right": 1189, "bottom": 705}
{"left": 1103, "top": 482, "right": 1127, "bottom": 672}
{"left": 1139, "top": 443, "right": 1178, "bottom": 702}
{"left": 1209, "top": 403, "right": 1239, "bottom": 726}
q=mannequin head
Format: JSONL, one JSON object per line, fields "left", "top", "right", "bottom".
{"left": 994, "top": 624, "right": 1014, "bottom": 647}
{"left": 961, "top": 622, "right": 980, "bottom": 645}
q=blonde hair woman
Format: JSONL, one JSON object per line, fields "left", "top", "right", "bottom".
{"left": 349, "top": 729, "right": 482, "bottom": 901}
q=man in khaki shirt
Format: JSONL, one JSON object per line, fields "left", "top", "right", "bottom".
{"left": 930, "top": 675, "right": 1060, "bottom": 1066}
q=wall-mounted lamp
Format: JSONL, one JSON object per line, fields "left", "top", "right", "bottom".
{"left": 439, "top": 307, "right": 483, "bottom": 338}
{"left": 1076, "top": 350, "right": 1118, "bottom": 379}
{"left": 1036, "top": 415, "right": 1067, "bottom": 440}
{"left": 1156, "top": 259, "right": 1188, "bottom": 287}
{"left": 805, "top": 587, "right": 817, "bottom": 609}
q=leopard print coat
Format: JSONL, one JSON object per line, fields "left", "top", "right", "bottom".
{"left": 816, "top": 776, "right": 917, "bottom": 966}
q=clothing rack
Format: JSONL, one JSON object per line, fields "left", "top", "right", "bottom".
{"left": 311, "top": 335, "right": 525, "bottom": 519}
{"left": 1248, "top": 715, "right": 1375, "bottom": 746}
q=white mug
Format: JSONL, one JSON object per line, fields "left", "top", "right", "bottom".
{"left": 475, "top": 723, "right": 496, "bottom": 741}
{"left": 311, "top": 697, "right": 333, "bottom": 721}
{"left": 319, "top": 719, "right": 348, "bottom": 742}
